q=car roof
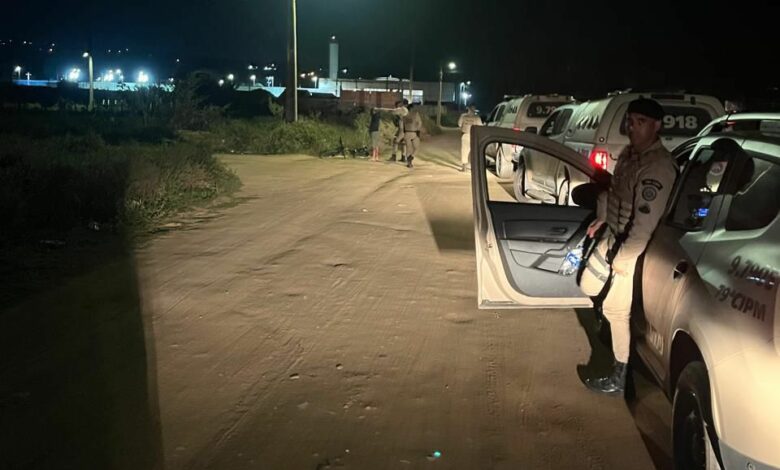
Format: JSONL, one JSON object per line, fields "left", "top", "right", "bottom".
{"left": 699, "top": 113, "right": 780, "bottom": 138}
{"left": 588, "top": 91, "right": 722, "bottom": 106}
{"left": 496, "top": 93, "right": 575, "bottom": 105}
{"left": 554, "top": 103, "right": 580, "bottom": 111}
{"left": 705, "top": 112, "right": 780, "bottom": 125}
{"left": 693, "top": 132, "right": 780, "bottom": 162}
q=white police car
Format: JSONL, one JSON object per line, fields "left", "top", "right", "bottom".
{"left": 470, "top": 125, "right": 780, "bottom": 470}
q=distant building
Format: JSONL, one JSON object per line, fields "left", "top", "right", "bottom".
{"left": 317, "top": 77, "right": 457, "bottom": 105}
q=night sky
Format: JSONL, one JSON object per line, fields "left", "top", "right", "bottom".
{"left": 2, "top": 0, "right": 778, "bottom": 107}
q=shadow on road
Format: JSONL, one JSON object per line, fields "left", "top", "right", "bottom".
{"left": 422, "top": 149, "right": 462, "bottom": 171}
{"left": 0, "top": 236, "right": 164, "bottom": 469}
{"left": 425, "top": 216, "right": 475, "bottom": 252}
{"left": 574, "top": 308, "right": 614, "bottom": 380}
{"left": 574, "top": 308, "right": 673, "bottom": 470}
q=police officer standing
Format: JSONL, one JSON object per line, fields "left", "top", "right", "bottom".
{"left": 377, "top": 100, "right": 408, "bottom": 162}
{"left": 402, "top": 103, "right": 423, "bottom": 168}
{"left": 458, "top": 104, "right": 483, "bottom": 172}
{"left": 579, "top": 98, "right": 677, "bottom": 395}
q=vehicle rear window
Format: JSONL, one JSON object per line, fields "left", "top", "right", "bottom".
{"left": 620, "top": 106, "right": 713, "bottom": 137}
{"left": 527, "top": 102, "right": 567, "bottom": 118}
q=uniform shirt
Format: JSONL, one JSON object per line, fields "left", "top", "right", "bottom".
{"left": 403, "top": 110, "right": 423, "bottom": 133}
{"left": 458, "top": 112, "right": 483, "bottom": 135}
{"left": 378, "top": 105, "right": 408, "bottom": 134}
{"left": 598, "top": 140, "right": 678, "bottom": 272}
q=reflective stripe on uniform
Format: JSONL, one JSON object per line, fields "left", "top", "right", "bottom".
{"left": 586, "top": 262, "right": 609, "bottom": 282}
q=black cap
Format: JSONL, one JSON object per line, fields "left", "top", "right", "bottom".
{"left": 627, "top": 98, "right": 665, "bottom": 121}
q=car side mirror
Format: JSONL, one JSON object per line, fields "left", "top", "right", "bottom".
{"left": 571, "top": 182, "right": 600, "bottom": 210}
{"left": 525, "top": 126, "right": 538, "bottom": 134}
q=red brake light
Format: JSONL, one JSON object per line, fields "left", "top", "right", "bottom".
{"left": 589, "top": 149, "right": 609, "bottom": 170}
{"left": 512, "top": 127, "right": 521, "bottom": 132}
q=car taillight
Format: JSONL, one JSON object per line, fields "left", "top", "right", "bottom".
{"left": 512, "top": 127, "right": 521, "bottom": 132}
{"left": 589, "top": 148, "right": 609, "bottom": 170}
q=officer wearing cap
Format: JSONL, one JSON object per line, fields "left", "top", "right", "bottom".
{"left": 579, "top": 97, "right": 678, "bottom": 395}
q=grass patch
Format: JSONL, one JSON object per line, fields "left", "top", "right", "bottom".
{"left": 187, "top": 115, "right": 371, "bottom": 156}
{"left": 0, "top": 131, "right": 240, "bottom": 244}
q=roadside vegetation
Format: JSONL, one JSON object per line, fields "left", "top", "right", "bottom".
{"left": 0, "top": 73, "right": 445, "bottom": 245}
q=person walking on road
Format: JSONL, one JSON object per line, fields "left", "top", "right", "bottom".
{"left": 369, "top": 108, "right": 382, "bottom": 162}
{"left": 376, "top": 100, "right": 408, "bottom": 162}
{"left": 402, "top": 103, "right": 423, "bottom": 169}
{"left": 458, "top": 104, "right": 483, "bottom": 172}
{"left": 578, "top": 98, "right": 678, "bottom": 395}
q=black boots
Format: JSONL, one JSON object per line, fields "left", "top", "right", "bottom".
{"left": 407, "top": 156, "right": 414, "bottom": 168}
{"left": 400, "top": 155, "right": 407, "bottom": 163}
{"left": 388, "top": 154, "right": 397, "bottom": 162}
{"left": 584, "top": 361, "right": 627, "bottom": 395}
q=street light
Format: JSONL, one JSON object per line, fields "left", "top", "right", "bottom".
{"left": 227, "top": 73, "right": 235, "bottom": 82}
{"left": 83, "top": 52, "right": 95, "bottom": 111}
{"left": 13, "top": 65, "right": 22, "bottom": 80}
{"left": 137, "top": 70, "right": 150, "bottom": 84}
{"left": 250, "top": 74, "right": 257, "bottom": 86}
{"left": 67, "top": 68, "right": 81, "bottom": 82}
{"left": 218, "top": 79, "right": 225, "bottom": 86}
{"left": 437, "top": 61, "right": 458, "bottom": 127}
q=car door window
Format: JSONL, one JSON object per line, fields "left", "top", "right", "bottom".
{"left": 487, "top": 105, "right": 500, "bottom": 123}
{"left": 668, "top": 148, "right": 726, "bottom": 230}
{"left": 553, "top": 109, "right": 573, "bottom": 135}
{"left": 489, "top": 142, "right": 593, "bottom": 208}
{"left": 668, "top": 139, "right": 748, "bottom": 230}
{"left": 724, "top": 155, "right": 780, "bottom": 231}
{"left": 494, "top": 105, "right": 507, "bottom": 123}
{"left": 539, "top": 111, "right": 560, "bottom": 137}
{"left": 475, "top": 131, "right": 601, "bottom": 303}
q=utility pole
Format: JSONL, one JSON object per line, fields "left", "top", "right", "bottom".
{"left": 83, "top": 52, "right": 94, "bottom": 112}
{"left": 437, "top": 66, "right": 443, "bottom": 126}
{"left": 285, "top": 0, "right": 298, "bottom": 122}
{"left": 408, "top": 46, "right": 414, "bottom": 104}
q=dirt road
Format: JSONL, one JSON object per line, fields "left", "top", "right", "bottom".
{"left": 1, "top": 130, "right": 672, "bottom": 469}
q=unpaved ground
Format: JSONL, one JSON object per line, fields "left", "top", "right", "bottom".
{"left": 1, "top": 130, "right": 672, "bottom": 469}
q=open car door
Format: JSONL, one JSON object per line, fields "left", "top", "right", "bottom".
{"left": 471, "top": 126, "right": 609, "bottom": 308}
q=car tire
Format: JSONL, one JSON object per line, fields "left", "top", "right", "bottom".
{"left": 673, "top": 362, "right": 722, "bottom": 470}
{"left": 556, "top": 175, "right": 571, "bottom": 206}
{"left": 513, "top": 159, "right": 526, "bottom": 201}
{"left": 496, "top": 145, "right": 514, "bottom": 179}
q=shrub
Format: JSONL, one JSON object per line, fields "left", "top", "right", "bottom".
{"left": 0, "top": 133, "right": 240, "bottom": 241}
{"left": 200, "top": 116, "right": 367, "bottom": 155}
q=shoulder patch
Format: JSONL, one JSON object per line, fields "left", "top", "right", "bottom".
{"left": 642, "top": 179, "right": 663, "bottom": 190}
{"left": 642, "top": 186, "right": 658, "bottom": 201}
{"left": 638, "top": 204, "right": 651, "bottom": 214}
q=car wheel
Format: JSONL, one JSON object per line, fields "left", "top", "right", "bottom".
{"left": 496, "top": 145, "right": 514, "bottom": 179}
{"left": 556, "top": 175, "right": 571, "bottom": 206}
{"left": 513, "top": 159, "right": 526, "bottom": 201}
{"left": 673, "top": 362, "right": 722, "bottom": 470}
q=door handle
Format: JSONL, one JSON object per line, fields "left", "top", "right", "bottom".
{"left": 548, "top": 227, "right": 568, "bottom": 235}
{"left": 673, "top": 261, "right": 689, "bottom": 280}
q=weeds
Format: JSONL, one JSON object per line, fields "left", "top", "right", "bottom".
{"left": 0, "top": 132, "right": 240, "bottom": 242}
